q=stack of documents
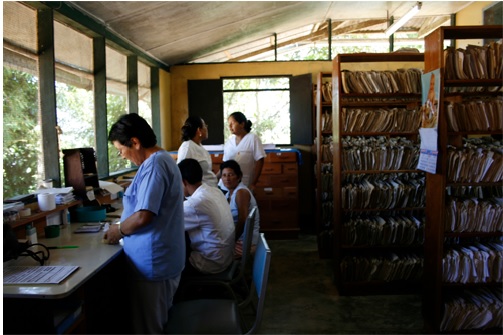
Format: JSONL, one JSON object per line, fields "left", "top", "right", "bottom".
{"left": 445, "top": 196, "right": 503, "bottom": 233}
{"left": 322, "top": 111, "right": 332, "bottom": 132}
{"left": 446, "top": 97, "right": 503, "bottom": 132}
{"left": 443, "top": 242, "right": 503, "bottom": 283}
{"left": 341, "top": 173, "right": 425, "bottom": 209}
{"left": 341, "top": 68, "right": 422, "bottom": 94}
{"left": 447, "top": 137, "right": 503, "bottom": 183}
{"left": 342, "top": 136, "right": 420, "bottom": 171}
{"left": 35, "top": 187, "right": 75, "bottom": 205}
{"left": 440, "top": 287, "right": 502, "bottom": 331}
{"left": 342, "top": 215, "right": 424, "bottom": 246}
{"left": 447, "top": 184, "right": 502, "bottom": 199}
{"left": 342, "top": 107, "right": 421, "bottom": 133}
{"left": 340, "top": 252, "right": 423, "bottom": 282}
{"left": 443, "top": 41, "right": 502, "bottom": 83}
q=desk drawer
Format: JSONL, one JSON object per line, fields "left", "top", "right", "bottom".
{"left": 282, "top": 163, "right": 298, "bottom": 174}
{"left": 254, "top": 187, "right": 283, "bottom": 200}
{"left": 265, "top": 152, "right": 297, "bottom": 163}
{"left": 261, "top": 164, "right": 281, "bottom": 175}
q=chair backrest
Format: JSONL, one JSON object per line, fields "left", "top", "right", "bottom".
{"left": 245, "top": 233, "right": 271, "bottom": 334}
{"left": 240, "top": 206, "right": 257, "bottom": 271}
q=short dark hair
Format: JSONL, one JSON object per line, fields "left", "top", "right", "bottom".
{"left": 220, "top": 159, "right": 243, "bottom": 178}
{"left": 178, "top": 158, "right": 203, "bottom": 184}
{"left": 229, "top": 112, "right": 252, "bottom": 132}
{"left": 181, "top": 116, "right": 203, "bottom": 141}
{"left": 108, "top": 113, "right": 157, "bottom": 148}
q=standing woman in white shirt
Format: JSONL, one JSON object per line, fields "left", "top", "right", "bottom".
{"left": 220, "top": 112, "right": 265, "bottom": 193}
{"left": 177, "top": 116, "right": 218, "bottom": 187}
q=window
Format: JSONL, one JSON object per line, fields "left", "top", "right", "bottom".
{"left": 54, "top": 20, "right": 95, "bottom": 183}
{"left": 106, "top": 46, "right": 130, "bottom": 173}
{"left": 3, "top": 2, "right": 42, "bottom": 199}
{"left": 138, "top": 61, "right": 152, "bottom": 125}
{"left": 223, "top": 77, "right": 290, "bottom": 145}
{"left": 3, "top": 2, "right": 162, "bottom": 199}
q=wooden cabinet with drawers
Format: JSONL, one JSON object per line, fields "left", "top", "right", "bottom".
{"left": 250, "top": 150, "right": 300, "bottom": 238}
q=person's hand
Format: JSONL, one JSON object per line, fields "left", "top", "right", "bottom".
{"left": 103, "top": 224, "right": 121, "bottom": 244}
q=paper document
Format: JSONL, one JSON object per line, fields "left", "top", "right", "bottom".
{"left": 3, "top": 266, "right": 79, "bottom": 284}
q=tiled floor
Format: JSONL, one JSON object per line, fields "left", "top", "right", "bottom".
{"left": 257, "top": 234, "right": 425, "bottom": 334}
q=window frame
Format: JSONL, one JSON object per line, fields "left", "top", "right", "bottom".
{"left": 222, "top": 75, "right": 292, "bottom": 146}
{"left": 3, "top": 2, "right": 164, "bottom": 195}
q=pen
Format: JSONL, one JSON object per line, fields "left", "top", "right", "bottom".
{"left": 47, "top": 246, "right": 79, "bottom": 249}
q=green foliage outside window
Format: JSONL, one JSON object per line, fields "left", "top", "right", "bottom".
{"left": 107, "top": 94, "right": 131, "bottom": 173}
{"left": 3, "top": 67, "right": 41, "bottom": 199}
{"left": 223, "top": 77, "right": 290, "bottom": 145}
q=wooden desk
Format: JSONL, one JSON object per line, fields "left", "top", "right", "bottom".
{"left": 4, "top": 223, "right": 122, "bottom": 299}
{"left": 4, "top": 223, "right": 128, "bottom": 334}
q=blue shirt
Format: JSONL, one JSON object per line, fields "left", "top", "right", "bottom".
{"left": 121, "top": 150, "right": 185, "bottom": 280}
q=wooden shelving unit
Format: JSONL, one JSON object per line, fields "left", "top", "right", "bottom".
{"left": 315, "top": 72, "right": 334, "bottom": 258}
{"left": 422, "top": 25, "right": 503, "bottom": 333}
{"left": 332, "top": 53, "right": 425, "bottom": 295}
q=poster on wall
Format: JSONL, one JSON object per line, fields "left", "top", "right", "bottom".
{"left": 417, "top": 69, "right": 440, "bottom": 174}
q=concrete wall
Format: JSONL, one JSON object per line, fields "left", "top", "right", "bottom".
{"left": 456, "top": 1, "right": 499, "bottom": 49}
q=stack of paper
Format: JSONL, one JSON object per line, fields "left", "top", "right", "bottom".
{"left": 342, "top": 136, "right": 420, "bottom": 171}
{"left": 445, "top": 196, "right": 503, "bottom": 233}
{"left": 441, "top": 287, "right": 502, "bottom": 331}
{"left": 35, "top": 188, "right": 75, "bottom": 205}
{"left": 340, "top": 252, "right": 423, "bottom": 282}
{"left": 446, "top": 97, "right": 503, "bottom": 132}
{"left": 447, "top": 137, "right": 503, "bottom": 183}
{"left": 343, "top": 215, "right": 424, "bottom": 246}
{"left": 444, "top": 41, "right": 503, "bottom": 81}
{"left": 342, "top": 107, "right": 421, "bottom": 133}
{"left": 341, "top": 173, "right": 425, "bottom": 210}
{"left": 341, "top": 68, "right": 422, "bottom": 94}
{"left": 443, "top": 242, "right": 503, "bottom": 283}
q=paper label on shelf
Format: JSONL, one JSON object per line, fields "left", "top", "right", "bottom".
{"left": 417, "top": 128, "right": 438, "bottom": 174}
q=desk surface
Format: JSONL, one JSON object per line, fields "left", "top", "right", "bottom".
{"left": 3, "top": 223, "right": 123, "bottom": 299}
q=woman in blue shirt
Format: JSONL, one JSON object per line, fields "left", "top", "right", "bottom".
{"left": 105, "top": 113, "right": 185, "bottom": 334}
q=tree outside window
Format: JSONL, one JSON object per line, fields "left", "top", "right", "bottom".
{"left": 223, "top": 77, "right": 290, "bottom": 145}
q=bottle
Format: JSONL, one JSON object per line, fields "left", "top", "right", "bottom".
{"left": 26, "top": 224, "right": 38, "bottom": 245}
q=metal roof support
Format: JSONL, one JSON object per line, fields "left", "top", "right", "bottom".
{"left": 29, "top": 1, "right": 169, "bottom": 70}
{"left": 327, "top": 19, "right": 332, "bottom": 61}
{"left": 274, "top": 33, "right": 278, "bottom": 61}
{"left": 388, "top": 16, "right": 395, "bottom": 52}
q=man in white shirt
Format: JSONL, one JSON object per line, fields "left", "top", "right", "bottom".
{"left": 178, "top": 158, "right": 235, "bottom": 275}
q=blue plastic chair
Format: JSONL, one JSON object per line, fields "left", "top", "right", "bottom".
{"left": 165, "top": 233, "right": 271, "bottom": 334}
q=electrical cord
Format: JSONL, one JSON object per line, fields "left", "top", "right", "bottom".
{"left": 18, "top": 243, "right": 50, "bottom": 266}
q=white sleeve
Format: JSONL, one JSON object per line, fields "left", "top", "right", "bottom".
{"left": 253, "top": 134, "right": 266, "bottom": 161}
{"left": 177, "top": 142, "right": 190, "bottom": 163}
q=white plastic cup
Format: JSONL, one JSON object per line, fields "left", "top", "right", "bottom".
{"left": 38, "top": 193, "right": 56, "bottom": 211}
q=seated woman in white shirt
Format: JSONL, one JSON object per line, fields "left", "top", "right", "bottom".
{"left": 177, "top": 116, "right": 218, "bottom": 187}
{"left": 220, "top": 159, "right": 260, "bottom": 258}
{"left": 178, "top": 158, "right": 235, "bottom": 275}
